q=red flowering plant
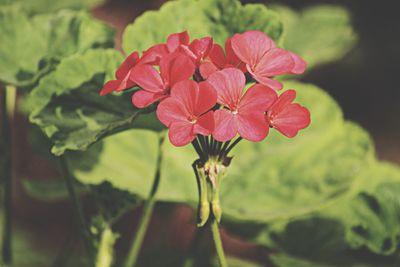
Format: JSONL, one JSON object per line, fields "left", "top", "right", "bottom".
{"left": 100, "top": 29, "right": 310, "bottom": 265}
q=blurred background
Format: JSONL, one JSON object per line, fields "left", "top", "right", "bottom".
{"left": 2, "top": 0, "right": 399, "bottom": 266}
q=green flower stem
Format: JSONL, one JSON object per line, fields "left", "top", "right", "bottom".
{"left": 59, "top": 156, "right": 94, "bottom": 263}
{"left": 210, "top": 219, "right": 227, "bottom": 267}
{"left": 124, "top": 133, "right": 165, "bottom": 267}
{"left": 0, "top": 85, "right": 13, "bottom": 264}
{"left": 95, "top": 226, "right": 118, "bottom": 267}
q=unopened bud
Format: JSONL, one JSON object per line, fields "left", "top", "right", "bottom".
{"left": 197, "top": 201, "right": 210, "bottom": 227}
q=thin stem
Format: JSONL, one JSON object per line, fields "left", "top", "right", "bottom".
{"left": 124, "top": 133, "right": 165, "bottom": 267}
{"left": 197, "top": 135, "right": 208, "bottom": 158}
{"left": 191, "top": 139, "right": 204, "bottom": 160}
{"left": 210, "top": 219, "right": 227, "bottom": 267}
{"left": 222, "top": 137, "right": 242, "bottom": 158}
{"left": 1, "top": 85, "right": 12, "bottom": 264}
{"left": 59, "top": 156, "right": 94, "bottom": 263}
{"left": 218, "top": 141, "right": 231, "bottom": 161}
{"left": 0, "top": 85, "right": 16, "bottom": 264}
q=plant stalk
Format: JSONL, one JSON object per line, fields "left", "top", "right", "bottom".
{"left": 210, "top": 219, "right": 227, "bottom": 267}
{"left": 59, "top": 156, "right": 94, "bottom": 263}
{"left": 124, "top": 133, "right": 165, "bottom": 267}
{"left": 1, "top": 85, "right": 13, "bottom": 265}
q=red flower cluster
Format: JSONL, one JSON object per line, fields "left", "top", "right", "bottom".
{"left": 100, "top": 30, "right": 310, "bottom": 148}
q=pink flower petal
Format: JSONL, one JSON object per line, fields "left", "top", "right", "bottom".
{"left": 166, "top": 31, "right": 190, "bottom": 52}
{"left": 130, "top": 64, "right": 164, "bottom": 93}
{"left": 208, "top": 44, "right": 226, "bottom": 68}
{"left": 116, "top": 51, "right": 140, "bottom": 79}
{"left": 159, "top": 52, "right": 195, "bottom": 86}
{"left": 255, "top": 48, "right": 295, "bottom": 77}
{"left": 195, "top": 82, "right": 217, "bottom": 115}
{"left": 289, "top": 52, "right": 307, "bottom": 74}
{"left": 269, "top": 90, "right": 297, "bottom": 115}
{"left": 156, "top": 96, "right": 188, "bottom": 126}
{"left": 194, "top": 110, "right": 214, "bottom": 136}
{"left": 168, "top": 121, "right": 196, "bottom": 146}
{"left": 239, "top": 84, "right": 278, "bottom": 113}
{"left": 247, "top": 66, "right": 284, "bottom": 90}
{"left": 270, "top": 104, "right": 310, "bottom": 138}
{"left": 213, "top": 109, "right": 238, "bottom": 142}
{"left": 132, "top": 90, "right": 165, "bottom": 108}
{"left": 199, "top": 61, "right": 219, "bottom": 79}
{"left": 188, "top": 36, "right": 213, "bottom": 64}
{"left": 207, "top": 68, "right": 245, "bottom": 109}
{"left": 140, "top": 44, "right": 168, "bottom": 65}
{"left": 231, "top": 30, "right": 275, "bottom": 67}
{"left": 99, "top": 80, "right": 121, "bottom": 96}
{"left": 237, "top": 112, "right": 269, "bottom": 142}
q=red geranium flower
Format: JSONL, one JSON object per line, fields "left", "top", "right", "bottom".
{"left": 141, "top": 31, "right": 190, "bottom": 65}
{"left": 231, "top": 30, "right": 306, "bottom": 90}
{"left": 266, "top": 89, "right": 311, "bottom": 137}
{"left": 99, "top": 51, "right": 140, "bottom": 96}
{"left": 131, "top": 52, "right": 195, "bottom": 108}
{"left": 207, "top": 68, "right": 277, "bottom": 142}
{"left": 180, "top": 36, "right": 214, "bottom": 66}
{"left": 199, "top": 37, "right": 246, "bottom": 79}
{"left": 156, "top": 80, "right": 216, "bottom": 146}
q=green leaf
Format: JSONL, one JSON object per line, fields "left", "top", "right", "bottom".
{"left": 327, "top": 163, "right": 400, "bottom": 255}
{"left": 275, "top": 5, "right": 357, "bottom": 70}
{"left": 122, "top": 0, "right": 282, "bottom": 53}
{"left": 0, "top": 6, "right": 114, "bottom": 87}
{"left": 68, "top": 81, "right": 373, "bottom": 223}
{"left": 0, "top": 0, "right": 104, "bottom": 14}
{"left": 238, "top": 162, "right": 400, "bottom": 266}
{"left": 29, "top": 49, "right": 163, "bottom": 156}
{"left": 21, "top": 178, "right": 87, "bottom": 201}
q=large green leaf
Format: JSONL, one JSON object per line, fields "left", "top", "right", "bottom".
{"left": 122, "top": 0, "right": 282, "bottom": 53}
{"left": 29, "top": 49, "right": 163, "bottom": 156}
{"left": 275, "top": 5, "right": 357, "bottom": 70}
{"left": 0, "top": 0, "right": 104, "bottom": 14}
{"left": 0, "top": 5, "right": 114, "bottom": 87}
{"left": 238, "top": 162, "right": 400, "bottom": 266}
{"left": 68, "top": 81, "right": 373, "bottom": 223}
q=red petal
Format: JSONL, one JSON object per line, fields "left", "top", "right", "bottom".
{"left": 99, "top": 80, "right": 121, "bottom": 96}
{"left": 237, "top": 112, "right": 269, "bottom": 142}
{"left": 170, "top": 80, "right": 216, "bottom": 117}
{"left": 116, "top": 51, "right": 140, "bottom": 79}
{"left": 132, "top": 90, "right": 165, "bottom": 108}
{"left": 231, "top": 30, "right": 275, "bottom": 67}
{"left": 208, "top": 44, "right": 226, "bottom": 68}
{"left": 199, "top": 61, "right": 219, "bottom": 79}
{"left": 270, "top": 104, "right": 310, "bottom": 138}
{"left": 225, "top": 37, "right": 245, "bottom": 70}
{"left": 194, "top": 110, "right": 214, "bottom": 136}
{"left": 156, "top": 96, "right": 188, "bottom": 126}
{"left": 170, "top": 80, "right": 198, "bottom": 115}
{"left": 206, "top": 68, "right": 245, "bottom": 109}
{"left": 255, "top": 48, "right": 295, "bottom": 77}
{"left": 247, "top": 65, "right": 284, "bottom": 90}
{"left": 213, "top": 109, "right": 238, "bottom": 142}
{"left": 269, "top": 90, "right": 296, "bottom": 115}
{"left": 130, "top": 64, "right": 164, "bottom": 93}
{"left": 167, "top": 31, "right": 190, "bottom": 52}
{"left": 159, "top": 52, "right": 195, "bottom": 86}
{"left": 168, "top": 121, "right": 196, "bottom": 146}
{"left": 116, "top": 70, "right": 135, "bottom": 91}
{"left": 188, "top": 36, "right": 213, "bottom": 64}
{"left": 195, "top": 82, "right": 217, "bottom": 115}
{"left": 289, "top": 52, "right": 307, "bottom": 74}
{"left": 140, "top": 44, "right": 168, "bottom": 65}
{"left": 239, "top": 84, "right": 278, "bottom": 113}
